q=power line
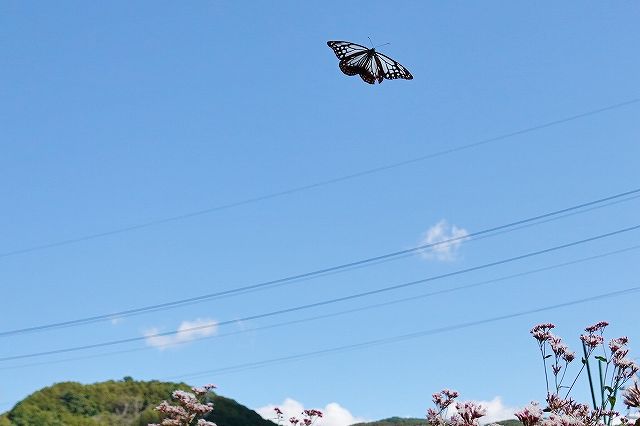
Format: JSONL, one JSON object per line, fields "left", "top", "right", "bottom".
{"left": 318, "top": 193, "right": 640, "bottom": 275}
{"left": 1, "top": 223, "right": 638, "bottom": 362}
{"left": 1, "top": 99, "right": 637, "bottom": 261}
{"left": 168, "top": 285, "right": 640, "bottom": 380}
{"left": 2, "top": 187, "right": 638, "bottom": 338}
{"left": 2, "top": 243, "right": 638, "bottom": 372}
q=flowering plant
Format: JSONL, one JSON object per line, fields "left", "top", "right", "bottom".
{"left": 148, "top": 384, "right": 217, "bottom": 426}
{"left": 529, "top": 321, "right": 639, "bottom": 425}
{"left": 425, "top": 321, "right": 639, "bottom": 426}
{"left": 426, "top": 388, "right": 500, "bottom": 426}
{"left": 273, "top": 406, "right": 323, "bottom": 426}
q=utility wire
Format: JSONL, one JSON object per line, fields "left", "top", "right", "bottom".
{"left": 309, "top": 193, "right": 640, "bottom": 277}
{"left": 2, "top": 243, "right": 638, "bottom": 372}
{"left": 1, "top": 187, "right": 638, "bottom": 338}
{"left": 169, "top": 285, "right": 640, "bottom": 380}
{"left": 1, "top": 98, "right": 637, "bottom": 261}
{"left": 1, "top": 223, "right": 638, "bottom": 362}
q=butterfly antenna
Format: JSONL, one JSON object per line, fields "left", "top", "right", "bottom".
{"left": 367, "top": 36, "right": 374, "bottom": 48}
{"left": 375, "top": 42, "right": 391, "bottom": 49}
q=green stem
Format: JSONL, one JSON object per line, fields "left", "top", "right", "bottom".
{"left": 583, "top": 342, "right": 598, "bottom": 410}
{"left": 599, "top": 361, "right": 605, "bottom": 408}
{"left": 541, "top": 344, "right": 550, "bottom": 394}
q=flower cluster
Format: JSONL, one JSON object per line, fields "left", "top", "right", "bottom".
{"left": 531, "top": 322, "right": 578, "bottom": 395}
{"left": 540, "top": 394, "right": 618, "bottom": 426}
{"left": 426, "top": 389, "right": 486, "bottom": 426}
{"left": 428, "top": 321, "right": 638, "bottom": 426}
{"left": 149, "top": 384, "right": 217, "bottom": 426}
{"left": 449, "top": 401, "right": 487, "bottom": 426}
{"left": 524, "top": 321, "right": 639, "bottom": 426}
{"left": 273, "top": 407, "right": 323, "bottom": 426}
{"left": 585, "top": 321, "right": 610, "bottom": 334}
{"left": 514, "top": 402, "right": 543, "bottom": 426}
{"left": 624, "top": 381, "right": 640, "bottom": 409}
{"left": 580, "top": 321, "right": 607, "bottom": 350}
{"left": 609, "top": 337, "right": 640, "bottom": 383}
{"left": 426, "top": 389, "right": 460, "bottom": 426}
{"left": 531, "top": 323, "right": 556, "bottom": 344}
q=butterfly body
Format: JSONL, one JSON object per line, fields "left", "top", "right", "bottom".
{"left": 327, "top": 40, "right": 413, "bottom": 84}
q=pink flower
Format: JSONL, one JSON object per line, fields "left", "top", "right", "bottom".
{"left": 451, "top": 401, "right": 486, "bottom": 426}
{"left": 609, "top": 337, "right": 629, "bottom": 353}
{"left": 427, "top": 389, "right": 460, "bottom": 425}
{"left": 303, "top": 409, "right": 323, "bottom": 418}
{"left": 614, "top": 357, "right": 640, "bottom": 381}
{"left": 515, "top": 402, "right": 543, "bottom": 426}
{"left": 192, "top": 384, "right": 216, "bottom": 396}
{"left": 624, "top": 381, "right": 640, "bottom": 408}
{"left": 427, "top": 407, "right": 446, "bottom": 426}
{"left": 531, "top": 323, "right": 556, "bottom": 343}
{"left": 580, "top": 333, "right": 604, "bottom": 349}
{"left": 432, "top": 389, "right": 459, "bottom": 410}
{"left": 584, "top": 321, "right": 609, "bottom": 333}
{"left": 155, "top": 401, "right": 188, "bottom": 417}
{"left": 150, "top": 384, "right": 215, "bottom": 426}
{"left": 546, "top": 394, "right": 569, "bottom": 412}
{"left": 562, "top": 351, "right": 575, "bottom": 363}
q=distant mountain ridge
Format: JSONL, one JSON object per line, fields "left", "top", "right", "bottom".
{"left": 0, "top": 378, "right": 276, "bottom": 426}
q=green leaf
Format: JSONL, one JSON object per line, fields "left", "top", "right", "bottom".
{"left": 595, "top": 356, "right": 607, "bottom": 362}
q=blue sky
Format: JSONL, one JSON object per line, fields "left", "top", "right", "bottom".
{"left": 1, "top": 1, "right": 639, "bottom": 423}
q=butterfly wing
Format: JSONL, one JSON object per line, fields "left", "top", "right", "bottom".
{"left": 327, "top": 40, "right": 369, "bottom": 60}
{"left": 359, "top": 54, "right": 382, "bottom": 84}
{"left": 328, "top": 41, "right": 411, "bottom": 84}
{"left": 338, "top": 51, "right": 378, "bottom": 84}
{"left": 373, "top": 51, "right": 413, "bottom": 81}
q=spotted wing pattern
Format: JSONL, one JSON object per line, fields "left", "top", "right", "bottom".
{"left": 327, "top": 40, "right": 412, "bottom": 84}
{"left": 327, "top": 40, "right": 369, "bottom": 60}
{"left": 339, "top": 50, "right": 378, "bottom": 84}
{"left": 374, "top": 51, "right": 413, "bottom": 81}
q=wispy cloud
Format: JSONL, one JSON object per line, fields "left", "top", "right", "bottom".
{"left": 257, "top": 398, "right": 366, "bottom": 426}
{"left": 144, "top": 318, "right": 218, "bottom": 350}
{"left": 419, "top": 220, "right": 469, "bottom": 261}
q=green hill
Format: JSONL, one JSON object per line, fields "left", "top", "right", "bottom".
{"left": 0, "top": 378, "right": 276, "bottom": 426}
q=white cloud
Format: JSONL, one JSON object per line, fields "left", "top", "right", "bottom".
{"left": 419, "top": 220, "right": 469, "bottom": 261}
{"left": 448, "top": 396, "right": 517, "bottom": 425}
{"left": 144, "top": 318, "right": 218, "bottom": 350}
{"left": 477, "top": 396, "right": 518, "bottom": 424}
{"left": 257, "top": 398, "right": 366, "bottom": 426}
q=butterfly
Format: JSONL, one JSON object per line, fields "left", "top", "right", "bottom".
{"left": 327, "top": 40, "right": 413, "bottom": 84}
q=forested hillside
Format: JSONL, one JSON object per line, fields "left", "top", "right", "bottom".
{"left": 0, "top": 378, "right": 276, "bottom": 426}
